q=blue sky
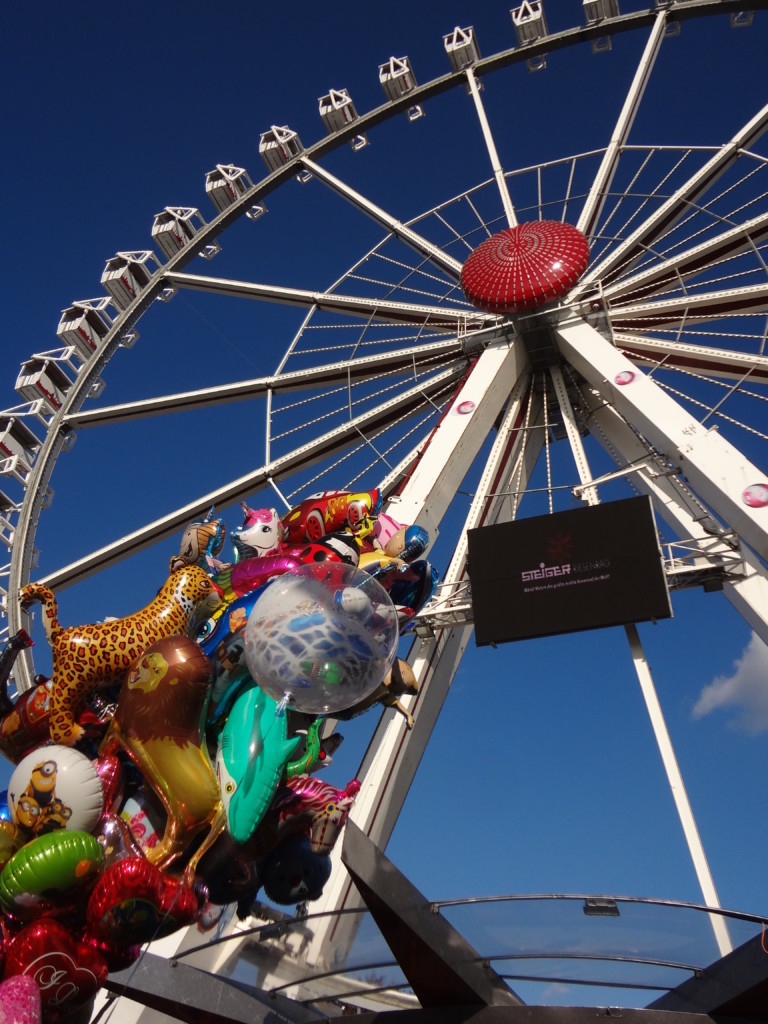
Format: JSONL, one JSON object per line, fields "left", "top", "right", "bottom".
{"left": 2, "top": 0, "right": 768, "bottom": 1006}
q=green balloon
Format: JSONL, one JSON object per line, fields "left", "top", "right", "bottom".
{"left": 0, "top": 829, "right": 104, "bottom": 916}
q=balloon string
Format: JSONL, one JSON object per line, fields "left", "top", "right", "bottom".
{"left": 275, "top": 694, "right": 290, "bottom": 718}
{"left": 762, "top": 922, "right": 768, "bottom": 955}
{"left": 94, "top": 873, "right": 189, "bottom": 1024}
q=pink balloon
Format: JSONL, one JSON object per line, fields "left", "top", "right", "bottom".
{"left": 0, "top": 974, "right": 41, "bottom": 1024}
{"left": 225, "top": 555, "right": 302, "bottom": 598}
{"left": 93, "top": 755, "right": 124, "bottom": 815}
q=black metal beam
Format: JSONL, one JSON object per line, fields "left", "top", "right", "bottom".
{"left": 649, "top": 931, "right": 768, "bottom": 1019}
{"left": 341, "top": 820, "right": 524, "bottom": 1008}
{"left": 342, "top": 1008, "right": 730, "bottom": 1024}
{"left": 105, "top": 951, "right": 324, "bottom": 1024}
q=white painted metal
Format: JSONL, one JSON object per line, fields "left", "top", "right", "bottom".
{"left": 297, "top": 352, "right": 537, "bottom": 974}
{"left": 63, "top": 339, "right": 467, "bottom": 428}
{"left": 578, "top": 387, "right": 768, "bottom": 646}
{"left": 2, "top": 6, "right": 768, "bottom": 1014}
{"left": 33, "top": 362, "right": 468, "bottom": 592}
{"left": 610, "top": 334, "right": 768, "bottom": 384}
{"left": 166, "top": 269, "right": 474, "bottom": 324}
{"left": 548, "top": 363, "right": 597, "bottom": 504}
{"left": 577, "top": 8, "right": 666, "bottom": 241}
{"left": 624, "top": 623, "right": 733, "bottom": 958}
{"left": 577, "top": 102, "right": 768, "bottom": 289}
{"left": 600, "top": 209, "right": 768, "bottom": 303}
{"left": 443, "top": 25, "right": 481, "bottom": 71}
{"left": 555, "top": 317, "right": 768, "bottom": 564}
{"left": 299, "top": 157, "right": 464, "bottom": 279}
{"left": 465, "top": 66, "right": 517, "bottom": 228}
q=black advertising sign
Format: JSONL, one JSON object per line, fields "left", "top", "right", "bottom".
{"left": 467, "top": 496, "right": 672, "bottom": 646}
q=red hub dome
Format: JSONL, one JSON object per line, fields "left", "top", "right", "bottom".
{"left": 460, "top": 221, "right": 590, "bottom": 314}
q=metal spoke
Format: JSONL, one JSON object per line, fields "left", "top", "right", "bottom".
{"left": 63, "top": 339, "right": 466, "bottom": 428}
{"left": 580, "top": 103, "right": 768, "bottom": 290}
{"left": 578, "top": 10, "right": 668, "bottom": 242}
{"left": 166, "top": 271, "right": 478, "bottom": 327}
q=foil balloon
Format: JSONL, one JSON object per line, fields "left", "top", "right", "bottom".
{"left": 260, "top": 835, "right": 332, "bottom": 906}
{"left": 213, "top": 554, "right": 301, "bottom": 604}
{"left": 278, "top": 777, "right": 360, "bottom": 855}
{"left": 281, "top": 490, "right": 380, "bottom": 544}
{"left": 86, "top": 857, "right": 203, "bottom": 946}
{"left": 19, "top": 562, "right": 221, "bottom": 747}
{"left": 336, "top": 657, "right": 419, "bottom": 729}
{"left": 95, "top": 815, "right": 145, "bottom": 868}
{"left": 243, "top": 563, "right": 398, "bottom": 715}
{"left": 0, "top": 820, "right": 22, "bottom": 873}
{"left": 7, "top": 747, "right": 104, "bottom": 838}
{"left": 231, "top": 505, "right": 283, "bottom": 563}
{"left": 195, "top": 828, "right": 264, "bottom": 907}
{"left": 198, "top": 589, "right": 265, "bottom": 716}
{"left": 215, "top": 685, "right": 300, "bottom": 845}
{"left": 283, "top": 535, "right": 358, "bottom": 568}
{"left": 363, "top": 556, "right": 438, "bottom": 629}
{"left": 0, "top": 831, "right": 104, "bottom": 919}
{"left": 0, "top": 680, "right": 51, "bottom": 765}
{"left": 4, "top": 919, "right": 107, "bottom": 1023}
{"left": 80, "top": 932, "right": 140, "bottom": 973}
{"left": 171, "top": 511, "right": 227, "bottom": 572}
{"left": 93, "top": 755, "right": 124, "bottom": 816}
{"left": 118, "top": 792, "right": 163, "bottom": 856}
{"left": 0, "top": 974, "right": 41, "bottom": 1024}
{"left": 99, "top": 635, "right": 222, "bottom": 871}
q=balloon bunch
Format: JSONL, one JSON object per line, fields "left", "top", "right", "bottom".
{"left": 0, "top": 490, "right": 437, "bottom": 1022}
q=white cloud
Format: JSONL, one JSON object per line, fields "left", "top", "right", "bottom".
{"left": 692, "top": 632, "right": 768, "bottom": 733}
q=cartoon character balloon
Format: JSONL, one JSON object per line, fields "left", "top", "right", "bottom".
{"left": 99, "top": 635, "right": 222, "bottom": 871}
{"left": 243, "top": 563, "right": 398, "bottom": 715}
{"left": 7, "top": 746, "right": 104, "bottom": 837}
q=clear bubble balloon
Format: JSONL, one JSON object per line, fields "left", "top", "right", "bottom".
{"left": 243, "top": 563, "right": 399, "bottom": 714}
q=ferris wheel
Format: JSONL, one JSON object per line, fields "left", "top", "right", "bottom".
{"left": 2, "top": 0, "right": 768, "bottom": 1013}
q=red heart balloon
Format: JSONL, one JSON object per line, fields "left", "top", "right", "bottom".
{"left": 86, "top": 858, "right": 202, "bottom": 946}
{"left": 4, "top": 919, "right": 107, "bottom": 1022}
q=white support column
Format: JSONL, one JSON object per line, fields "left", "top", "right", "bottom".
{"left": 580, "top": 387, "right": 768, "bottom": 645}
{"left": 548, "top": 364, "right": 598, "bottom": 505}
{"left": 465, "top": 67, "right": 517, "bottom": 228}
{"left": 624, "top": 623, "right": 733, "bottom": 958}
{"left": 555, "top": 317, "right": 768, "bottom": 565}
{"left": 297, "top": 359, "right": 536, "bottom": 975}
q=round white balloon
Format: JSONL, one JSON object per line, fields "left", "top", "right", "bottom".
{"left": 8, "top": 745, "right": 105, "bottom": 835}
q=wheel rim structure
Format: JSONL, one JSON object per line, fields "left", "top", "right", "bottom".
{"left": 3, "top": 1, "right": 768, "bottom": 1015}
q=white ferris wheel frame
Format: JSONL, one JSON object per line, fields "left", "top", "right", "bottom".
{"left": 2, "top": 0, "right": 768, "bottom": 1010}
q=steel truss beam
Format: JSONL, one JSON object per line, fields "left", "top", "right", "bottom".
{"left": 580, "top": 388, "right": 768, "bottom": 645}
{"left": 602, "top": 210, "right": 768, "bottom": 305}
{"left": 611, "top": 334, "right": 768, "bottom": 384}
{"left": 577, "top": 9, "right": 667, "bottom": 242}
{"left": 166, "top": 271, "right": 476, "bottom": 327}
{"left": 555, "top": 317, "right": 768, "bottom": 565}
{"left": 299, "top": 342, "right": 538, "bottom": 971}
{"left": 64, "top": 339, "right": 467, "bottom": 428}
